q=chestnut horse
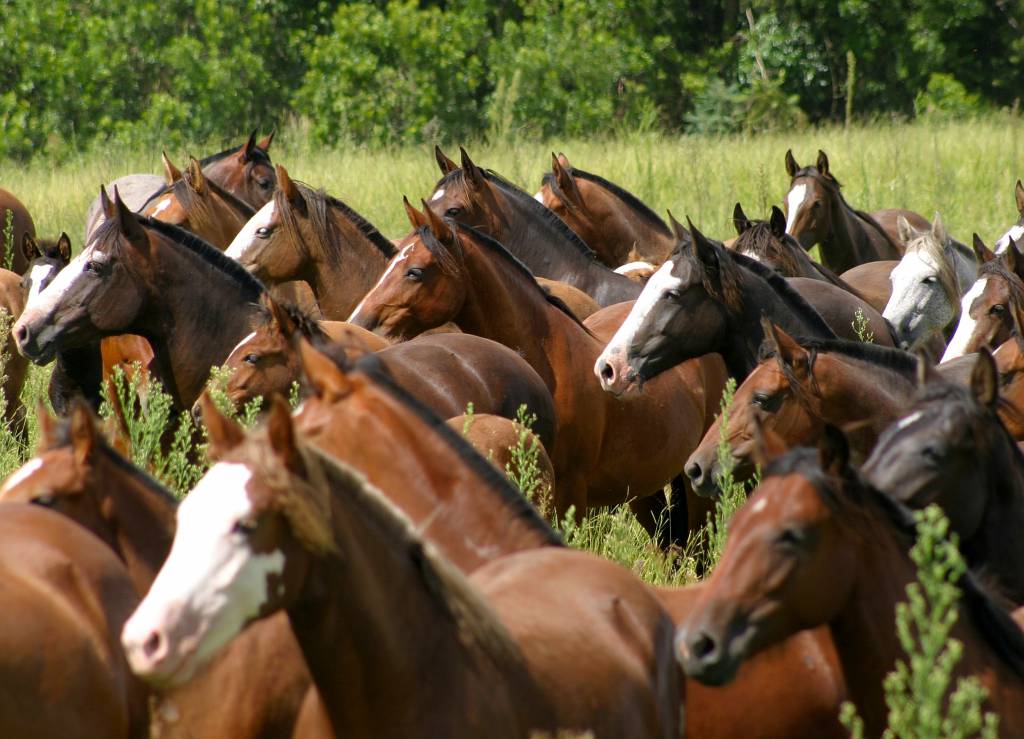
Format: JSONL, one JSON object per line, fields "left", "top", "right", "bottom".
{"left": 15, "top": 190, "right": 266, "bottom": 410}
{"left": 994, "top": 179, "right": 1024, "bottom": 253}
{"left": 427, "top": 148, "right": 641, "bottom": 306}
{"left": 226, "top": 164, "right": 396, "bottom": 319}
{"left": 142, "top": 155, "right": 256, "bottom": 249}
{"left": 0, "top": 266, "right": 27, "bottom": 435}
{"left": 350, "top": 208, "right": 722, "bottom": 537}
{"left": 0, "top": 186, "right": 35, "bottom": 273}
{"left": 783, "top": 149, "right": 916, "bottom": 273}
{"left": 678, "top": 432, "right": 1024, "bottom": 737}
{"left": 124, "top": 399, "right": 682, "bottom": 739}
{"left": 995, "top": 335, "right": 1024, "bottom": 439}
{"left": 535, "top": 152, "right": 676, "bottom": 267}
{"left": 863, "top": 350, "right": 1024, "bottom": 603}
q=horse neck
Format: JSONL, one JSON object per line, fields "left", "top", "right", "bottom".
{"left": 455, "top": 242, "right": 597, "bottom": 391}
{"left": 306, "top": 211, "right": 391, "bottom": 319}
{"left": 90, "top": 447, "right": 177, "bottom": 595}
{"left": 135, "top": 248, "right": 262, "bottom": 408}
{"left": 287, "top": 468, "right": 528, "bottom": 737}
{"left": 50, "top": 345, "right": 104, "bottom": 414}
{"left": 968, "top": 431, "right": 1024, "bottom": 600}
{"left": 296, "top": 385, "right": 555, "bottom": 570}
{"left": 822, "top": 197, "right": 878, "bottom": 272}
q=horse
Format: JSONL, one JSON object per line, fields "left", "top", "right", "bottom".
{"left": 123, "top": 397, "right": 682, "bottom": 739}
{"left": 883, "top": 213, "right": 978, "bottom": 350}
{"left": 994, "top": 179, "right": 1024, "bottom": 253}
{"left": 15, "top": 188, "right": 265, "bottom": 410}
{"left": 0, "top": 265, "right": 28, "bottom": 436}
{"left": 220, "top": 295, "right": 558, "bottom": 451}
{"left": 0, "top": 186, "right": 36, "bottom": 273}
{"left": 862, "top": 350, "right": 1024, "bottom": 603}
{"left": 783, "top": 149, "right": 916, "bottom": 273}
{"left": 995, "top": 335, "right": 1024, "bottom": 440}
{"left": 85, "top": 130, "right": 276, "bottom": 241}
{"left": 141, "top": 155, "right": 256, "bottom": 249}
{"left": 677, "top": 430, "right": 1024, "bottom": 737}
{"left": 349, "top": 204, "right": 722, "bottom": 538}
{"left": 226, "top": 164, "right": 396, "bottom": 319}
{"left": 534, "top": 152, "right": 676, "bottom": 267}
{"left": 942, "top": 236, "right": 1024, "bottom": 362}
{"left": 595, "top": 218, "right": 840, "bottom": 391}
{"left": 427, "top": 148, "right": 641, "bottom": 306}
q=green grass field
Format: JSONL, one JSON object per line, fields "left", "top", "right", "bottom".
{"left": 13, "top": 114, "right": 1024, "bottom": 250}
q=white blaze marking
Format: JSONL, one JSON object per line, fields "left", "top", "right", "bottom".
{"left": 595, "top": 260, "right": 681, "bottom": 375}
{"left": 228, "top": 332, "right": 257, "bottom": 359}
{"left": 784, "top": 184, "right": 808, "bottom": 234}
{"left": 614, "top": 260, "right": 657, "bottom": 275}
{"left": 122, "top": 463, "right": 284, "bottom": 677}
{"left": 20, "top": 246, "right": 95, "bottom": 322}
{"left": 883, "top": 249, "right": 941, "bottom": 324}
{"left": 430, "top": 189, "right": 445, "bottom": 202}
{"left": 347, "top": 244, "right": 413, "bottom": 322}
{"left": 894, "top": 411, "right": 923, "bottom": 432}
{"left": 941, "top": 277, "right": 989, "bottom": 362}
{"left": 995, "top": 223, "right": 1024, "bottom": 254}
{"left": 749, "top": 497, "right": 767, "bottom": 514}
{"left": 225, "top": 200, "right": 276, "bottom": 261}
{"left": 0, "top": 458, "right": 43, "bottom": 494}
{"left": 533, "top": 190, "right": 546, "bottom": 204}
{"left": 26, "top": 264, "right": 55, "bottom": 304}
{"left": 151, "top": 196, "right": 174, "bottom": 218}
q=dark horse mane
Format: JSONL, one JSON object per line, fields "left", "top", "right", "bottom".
{"left": 92, "top": 214, "right": 265, "bottom": 300}
{"left": 255, "top": 300, "right": 329, "bottom": 342}
{"left": 734, "top": 219, "right": 860, "bottom": 295}
{"left": 199, "top": 142, "right": 271, "bottom": 168}
{"left": 979, "top": 256, "right": 1024, "bottom": 314}
{"left": 541, "top": 167, "right": 672, "bottom": 237}
{"left": 277, "top": 182, "right": 396, "bottom": 263}
{"left": 757, "top": 335, "right": 918, "bottom": 377}
{"left": 437, "top": 167, "right": 601, "bottom": 262}
{"left": 791, "top": 166, "right": 901, "bottom": 252}
{"left": 767, "top": 446, "right": 1024, "bottom": 682}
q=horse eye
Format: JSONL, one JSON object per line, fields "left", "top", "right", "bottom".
{"left": 406, "top": 267, "right": 424, "bottom": 281}
{"left": 921, "top": 445, "right": 943, "bottom": 463}
{"left": 444, "top": 207, "right": 461, "bottom": 218}
{"left": 233, "top": 517, "right": 259, "bottom": 535}
{"left": 244, "top": 354, "right": 260, "bottom": 366}
{"left": 777, "top": 527, "right": 803, "bottom": 549}
{"left": 751, "top": 392, "right": 781, "bottom": 412}
{"left": 663, "top": 289, "right": 682, "bottom": 302}
{"left": 84, "top": 260, "right": 102, "bottom": 274}
{"left": 922, "top": 276, "right": 937, "bottom": 285}
{"left": 255, "top": 226, "right": 271, "bottom": 238}
{"left": 32, "top": 493, "right": 57, "bottom": 507}
{"left": 256, "top": 177, "right": 272, "bottom": 189}
{"left": 990, "top": 304, "right": 1006, "bottom": 315}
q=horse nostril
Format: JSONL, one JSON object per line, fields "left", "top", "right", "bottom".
{"left": 14, "top": 324, "right": 28, "bottom": 346}
{"left": 142, "top": 631, "right": 164, "bottom": 660}
{"left": 599, "top": 361, "right": 616, "bottom": 383}
{"left": 685, "top": 461, "right": 703, "bottom": 484}
{"left": 691, "top": 631, "right": 719, "bottom": 662}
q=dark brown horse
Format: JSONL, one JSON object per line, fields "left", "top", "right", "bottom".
{"left": 350, "top": 206, "right": 722, "bottom": 538}
{"left": 124, "top": 398, "right": 682, "bottom": 739}
{"left": 678, "top": 431, "right": 1024, "bottom": 737}
{"left": 0, "top": 186, "right": 35, "bottom": 274}
{"left": 863, "top": 350, "right": 1024, "bottom": 603}
{"left": 783, "top": 149, "right": 915, "bottom": 273}
{"left": 427, "top": 148, "right": 641, "bottom": 306}
{"left": 15, "top": 189, "right": 266, "bottom": 410}
{"left": 535, "top": 152, "right": 677, "bottom": 267}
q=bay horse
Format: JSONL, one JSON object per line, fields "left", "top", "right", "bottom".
{"left": 863, "top": 350, "right": 1024, "bottom": 603}
{"left": 994, "top": 179, "right": 1024, "bottom": 253}
{"left": 0, "top": 186, "right": 35, "bottom": 273}
{"left": 0, "top": 502, "right": 147, "bottom": 737}
{"left": 883, "top": 213, "right": 978, "bottom": 350}
{"left": 943, "top": 236, "right": 1024, "bottom": 361}
{"left": 534, "top": 152, "right": 676, "bottom": 267}
{"left": 678, "top": 430, "right": 1024, "bottom": 737}
{"left": 0, "top": 266, "right": 28, "bottom": 436}
{"left": 783, "top": 149, "right": 914, "bottom": 273}
{"left": 995, "top": 336, "right": 1024, "bottom": 439}
{"left": 427, "top": 148, "right": 641, "bottom": 306}
{"left": 15, "top": 189, "right": 265, "bottom": 410}
{"left": 596, "top": 219, "right": 838, "bottom": 391}
{"left": 350, "top": 205, "right": 722, "bottom": 537}
{"left": 123, "top": 398, "right": 682, "bottom": 739}
{"left": 226, "top": 164, "right": 396, "bottom": 319}
{"left": 142, "top": 155, "right": 256, "bottom": 249}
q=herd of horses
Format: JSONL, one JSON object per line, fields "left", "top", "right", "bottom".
{"left": 0, "top": 131, "right": 1023, "bottom": 737}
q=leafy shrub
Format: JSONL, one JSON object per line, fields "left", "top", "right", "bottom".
{"left": 914, "top": 73, "right": 988, "bottom": 121}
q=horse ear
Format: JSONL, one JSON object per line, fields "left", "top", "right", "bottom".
{"left": 35, "top": 400, "right": 58, "bottom": 448}
{"left": 99, "top": 185, "right": 115, "bottom": 219}
{"left": 69, "top": 401, "right": 97, "bottom": 466}
{"left": 257, "top": 129, "right": 275, "bottom": 152}
{"left": 556, "top": 152, "right": 572, "bottom": 169}
{"left": 819, "top": 424, "right": 850, "bottom": 478}
{"left": 112, "top": 187, "right": 147, "bottom": 245}
{"left": 931, "top": 212, "right": 947, "bottom": 246}
{"left": 732, "top": 203, "right": 752, "bottom": 235}
{"left": 240, "top": 130, "right": 258, "bottom": 162}
{"left": 970, "top": 347, "right": 999, "bottom": 410}
{"left": 750, "top": 411, "right": 787, "bottom": 469}
{"left": 56, "top": 232, "right": 72, "bottom": 263}
{"left": 266, "top": 394, "right": 304, "bottom": 475}
{"left": 403, "top": 196, "right": 429, "bottom": 230}
{"left": 686, "top": 217, "right": 719, "bottom": 273}
{"left": 915, "top": 349, "right": 942, "bottom": 388}
{"left": 666, "top": 209, "right": 688, "bottom": 241}
{"left": 972, "top": 233, "right": 996, "bottom": 264}
{"left": 769, "top": 206, "right": 787, "bottom": 238}
{"left": 264, "top": 293, "right": 298, "bottom": 338}
{"left": 761, "top": 316, "right": 807, "bottom": 369}
{"left": 816, "top": 150, "right": 830, "bottom": 176}
{"left": 276, "top": 165, "right": 304, "bottom": 210}
{"left": 186, "top": 157, "right": 207, "bottom": 195}
{"left": 420, "top": 198, "right": 454, "bottom": 245}
{"left": 459, "top": 147, "right": 485, "bottom": 191}
{"left": 784, "top": 149, "right": 799, "bottom": 178}
{"left": 1004, "top": 236, "right": 1024, "bottom": 282}
{"left": 434, "top": 145, "right": 457, "bottom": 176}
{"left": 1016, "top": 179, "right": 1024, "bottom": 217}
{"left": 297, "top": 336, "right": 353, "bottom": 401}
{"left": 552, "top": 152, "right": 583, "bottom": 208}
{"left": 198, "top": 391, "right": 245, "bottom": 460}
{"left": 161, "top": 151, "right": 182, "bottom": 185}
{"left": 20, "top": 232, "right": 41, "bottom": 265}
{"left": 896, "top": 215, "right": 916, "bottom": 245}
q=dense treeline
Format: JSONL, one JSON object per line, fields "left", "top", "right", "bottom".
{"left": 1, "top": 0, "right": 1020, "bottom": 159}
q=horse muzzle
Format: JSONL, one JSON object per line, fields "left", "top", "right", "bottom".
{"left": 13, "top": 315, "right": 58, "bottom": 364}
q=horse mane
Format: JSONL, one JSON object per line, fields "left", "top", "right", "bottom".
{"left": 734, "top": 221, "right": 808, "bottom": 278}
{"left": 437, "top": 168, "right": 601, "bottom": 262}
{"left": 978, "top": 257, "right": 1024, "bottom": 313}
{"left": 758, "top": 335, "right": 918, "bottom": 377}
{"left": 91, "top": 215, "right": 265, "bottom": 300}
{"left": 541, "top": 167, "right": 672, "bottom": 237}
{"left": 199, "top": 142, "right": 271, "bottom": 168}
{"left": 903, "top": 229, "right": 961, "bottom": 303}
{"left": 767, "top": 447, "right": 1024, "bottom": 681}
{"left": 168, "top": 174, "right": 254, "bottom": 234}
{"left": 254, "top": 300, "right": 329, "bottom": 342}
{"left": 276, "top": 183, "right": 396, "bottom": 263}
{"left": 348, "top": 351, "right": 563, "bottom": 547}
{"left": 791, "top": 166, "right": 902, "bottom": 252}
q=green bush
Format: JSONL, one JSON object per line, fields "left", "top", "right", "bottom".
{"left": 914, "top": 73, "right": 988, "bottom": 121}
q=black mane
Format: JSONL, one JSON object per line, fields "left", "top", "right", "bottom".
{"left": 758, "top": 335, "right": 918, "bottom": 376}
{"left": 542, "top": 167, "right": 672, "bottom": 236}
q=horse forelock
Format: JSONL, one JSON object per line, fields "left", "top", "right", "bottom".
{"left": 734, "top": 221, "right": 804, "bottom": 277}
{"left": 672, "top": 238, "right": 744, "bottom": 314}
{"left": 904, "top": 229, "right": 960, "bottom": 304}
